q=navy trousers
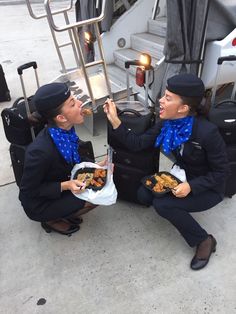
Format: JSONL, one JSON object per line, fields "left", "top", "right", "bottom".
{"left": 137, "top": 185, "right": 222, "bottom": 247}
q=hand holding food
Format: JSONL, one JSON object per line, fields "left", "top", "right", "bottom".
{"left": 103, "top": 98, "right": 121, "bottom": 129}
{"left": 61, "top": 179, "right": 86, "bottom": 194}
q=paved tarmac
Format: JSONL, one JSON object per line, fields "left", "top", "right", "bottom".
{"left": 0, "top": 2, "right": 236, "bottom": 314}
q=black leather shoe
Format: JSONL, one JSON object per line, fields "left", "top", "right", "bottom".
{"left": 41, "top": 221, "right": 80, "bottom": 236}
{"left": 67, "top": 217, "right": 83, "bottom": 225}
{"left": 190, "top": 235, "right": 217, "bottom": 270}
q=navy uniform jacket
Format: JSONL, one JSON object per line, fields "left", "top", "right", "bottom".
{"left": 19, "top": 128, "right": 85, "bottom": 215}
{"left": 110, "top": 117, "right": 230, "bottom": 197}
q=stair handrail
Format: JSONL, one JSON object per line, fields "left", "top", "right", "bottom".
{"left": 44, "top": 0, "right": 106, "bottom": 32}
{"left": 25, "top": 0, "right": 73, "bottom": 20}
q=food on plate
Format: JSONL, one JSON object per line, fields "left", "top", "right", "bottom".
{"left": 94, "top": 168, "right": 106, "bottom": 178}
{"left": 153, "top": 182, "right": 166, "bottom": 193}
{"left": 144, "top": 172, "right": 179, "bottom": 193}
{"left": 145, "top": 179, "right": 152, "bottom": 186}
{"left": 154, "top": 175, "right": 165, "bottom": 186}
{"left": 160, "top": 173, "right": 178, "bottom": 188}
{"left": 76, "top": 168, "right": 107, "bottom": 189}
{"left": 77, "top": 173, "right": 93, "bottom": 187}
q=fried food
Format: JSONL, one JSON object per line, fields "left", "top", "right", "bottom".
{"left": 76, "top": 169, "right": 106, "bottom": 189}
{"left": 154, "top": 175, "right": 165, "bottom": 186}
{"left": 153, "top": 182, "right": 165, "bottom": 192}
{"left": 82, "top": 108, "right": 92, "bottom": 115}
{"left": 160, "top": 174, "right": 178, "bottom": 188}
{"left": 90, "top": 179, "right": 102, "bottom": 187}
{"left": 146, "top": 173, "right": 179, "bottom": 193}
{"left": 94, "top": 169, "right": 106, "bottom": 178}
{"left": 77, "top": 173, "right": 93, "bottom": 187}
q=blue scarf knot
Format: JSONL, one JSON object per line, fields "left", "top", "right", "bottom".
{"left": 155, "top": 116, "right": 194, "bottom": 154}
{"left": 48, "top": 126, "right": 81, "bottom": 164}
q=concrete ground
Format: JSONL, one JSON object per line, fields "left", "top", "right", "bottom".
{"left": 0, "top": 2, "right": 236, "bottom": 314}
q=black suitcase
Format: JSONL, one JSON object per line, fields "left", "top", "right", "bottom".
{"left": 1, "top": 96, "right": 44, "bottom": 145}
{"left": 1, "top": 62, "right": 43, "bottom": 145}
{"left": 208, "top": 55, "right": 236, "bottom": 197}
{"left": 208, "top": 55, "right": 236, "bottom": 144}
{"left": 108, "top": 101, "right": 159, "bottom": 204}
{"left": 113, "top": 163, "right": 152, "bottom": 204}
{"left": 10, "top": 144, "right": 26, "bottom": 186}
{"left": 225, "top": 145, "right": 236, "bottom": 197}
{"left": 0, "top": 64, "right": 11, "bottom": 102}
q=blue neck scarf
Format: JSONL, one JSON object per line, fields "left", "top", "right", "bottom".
{"left": 155, "top": 116, "right": 194, "bottom": 154}
{"left": 48, "top": 126, "right": 81, "bottom": 164}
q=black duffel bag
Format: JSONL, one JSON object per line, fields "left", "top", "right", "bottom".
{"left": 1, "top": 96, "right": 44, "bottom": 145}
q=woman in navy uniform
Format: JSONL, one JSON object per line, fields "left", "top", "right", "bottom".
{"left": 19, "top": 83, "right": 106, "bottom": 236}
{"left": 104, "top": 73, "right": 229, "bottom": 270}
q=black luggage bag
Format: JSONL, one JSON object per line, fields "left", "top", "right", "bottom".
{"left": 1, "top": 62, "right": 45, "bottom": 145}
{"left": 6, "top": 62, "right": 41, "bottom": 186}
{"left": 208, "top": 55, "right": 236, "bottom": 144}
{"left": 1, "top": 96, "right": 43, "bottom": 145}
{"left": 108, "top": 101, "right": 159, "bottom": 204}
{"left": 0, "top": 64, "right": 11, "bottom": 102}
{"left": 10, "top": 144, "right": 26, "bottom": 186}
{"left": 225, "top": 145, "right": 236, "bottom": 197}
{"left": 208, "top": 55, "right": 236, "bottom": 197}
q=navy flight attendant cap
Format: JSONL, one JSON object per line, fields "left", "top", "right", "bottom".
{"left": 33, "top": 82, "right": 71, "bottom": 114}
{"left": 167, "top": 73, "right": 205, "bottom": 98}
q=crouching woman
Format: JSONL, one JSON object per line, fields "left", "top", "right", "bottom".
{"left": 19, "top": 83, "right": 104, "bottom": 236}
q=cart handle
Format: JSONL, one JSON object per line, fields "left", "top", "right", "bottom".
{"left": 25, "top": 0, "right": 73, "bottom": 20}
{"left": 217, "top": 55, "right": 236, "bottom": 65}
{"left": 44, "top": 0, "right": 107, "bottom": 32}
{"left": 17, "top": 62, "right": 38, "bottom": 75}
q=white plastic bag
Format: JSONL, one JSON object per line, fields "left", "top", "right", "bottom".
{"left": 170, "top": 164, "right": 187, "bottom": 182}
{"left": 71, "top": 161, "right": 117, "bottom": 206}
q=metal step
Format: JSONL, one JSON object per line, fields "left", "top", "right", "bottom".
{"left": 114, "top": 48, "right": 158, "bottom": 75}
{"left": 148, "top": 17, "right": 167, "bottom": 37}
{"left": 131, "top": 32, "right": 165, "bottom": 60}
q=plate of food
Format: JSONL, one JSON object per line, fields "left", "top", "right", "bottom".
{"left": 142, "top": 171, "right": 181, "bottom": 197}
{"left": 73, "top": 167, "right": 107, "bottom": 191}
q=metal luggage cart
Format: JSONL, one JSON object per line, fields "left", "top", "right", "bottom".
{"left": 25, "top": 0, "right": 129, "bottom": 135}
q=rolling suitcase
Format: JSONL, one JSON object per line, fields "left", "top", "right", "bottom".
{"left": 7, "top": 62, "right": 41, "bottom": 186}
{"left": 208, "top": 55, "right": 236, "bottom": 197}
{"left": 108, "top": 101, "right": 159, "bottom": 204}
{"left": 1, "top": 62, "right": 44, "bottom": 145}
{"left": 208, "top": 55, "right": 236, "bottom": 144}
{"left": 225, "top": 145, "right": 236, "bottom": 197}
{"left": 0, "top": 64, "right": 11, "bottom": 102}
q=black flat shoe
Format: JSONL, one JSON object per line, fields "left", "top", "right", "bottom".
{"left": 190, "top": 235, "right": 217, "bottom": 270}
{"left": 41, "top": 221, "right": 80, "bottom": 236}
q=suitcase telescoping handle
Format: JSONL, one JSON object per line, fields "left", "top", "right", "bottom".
{"left": 17, "top": 61, "right": 40, "bottom": 141}
{"left": 211, "top": 55, "right": 236, "bottom": 105}
{"left": 17, "top": 61, "right": 37, "bottom": 75}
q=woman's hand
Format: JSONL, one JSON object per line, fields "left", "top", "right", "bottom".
{"left": 96, "top": 156, "right": 108, "bottom": 167}
{"left": 103, "top": 98, "right": 121, "bottom": 129}
{"left": 96, "top": 156, "right": 114, "bottom": 173}
{"left": 61, "top": 180, "right": 86, "bottom": 194}
{"left": 172, "top": 182, "right": 191, "bottom": 198}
